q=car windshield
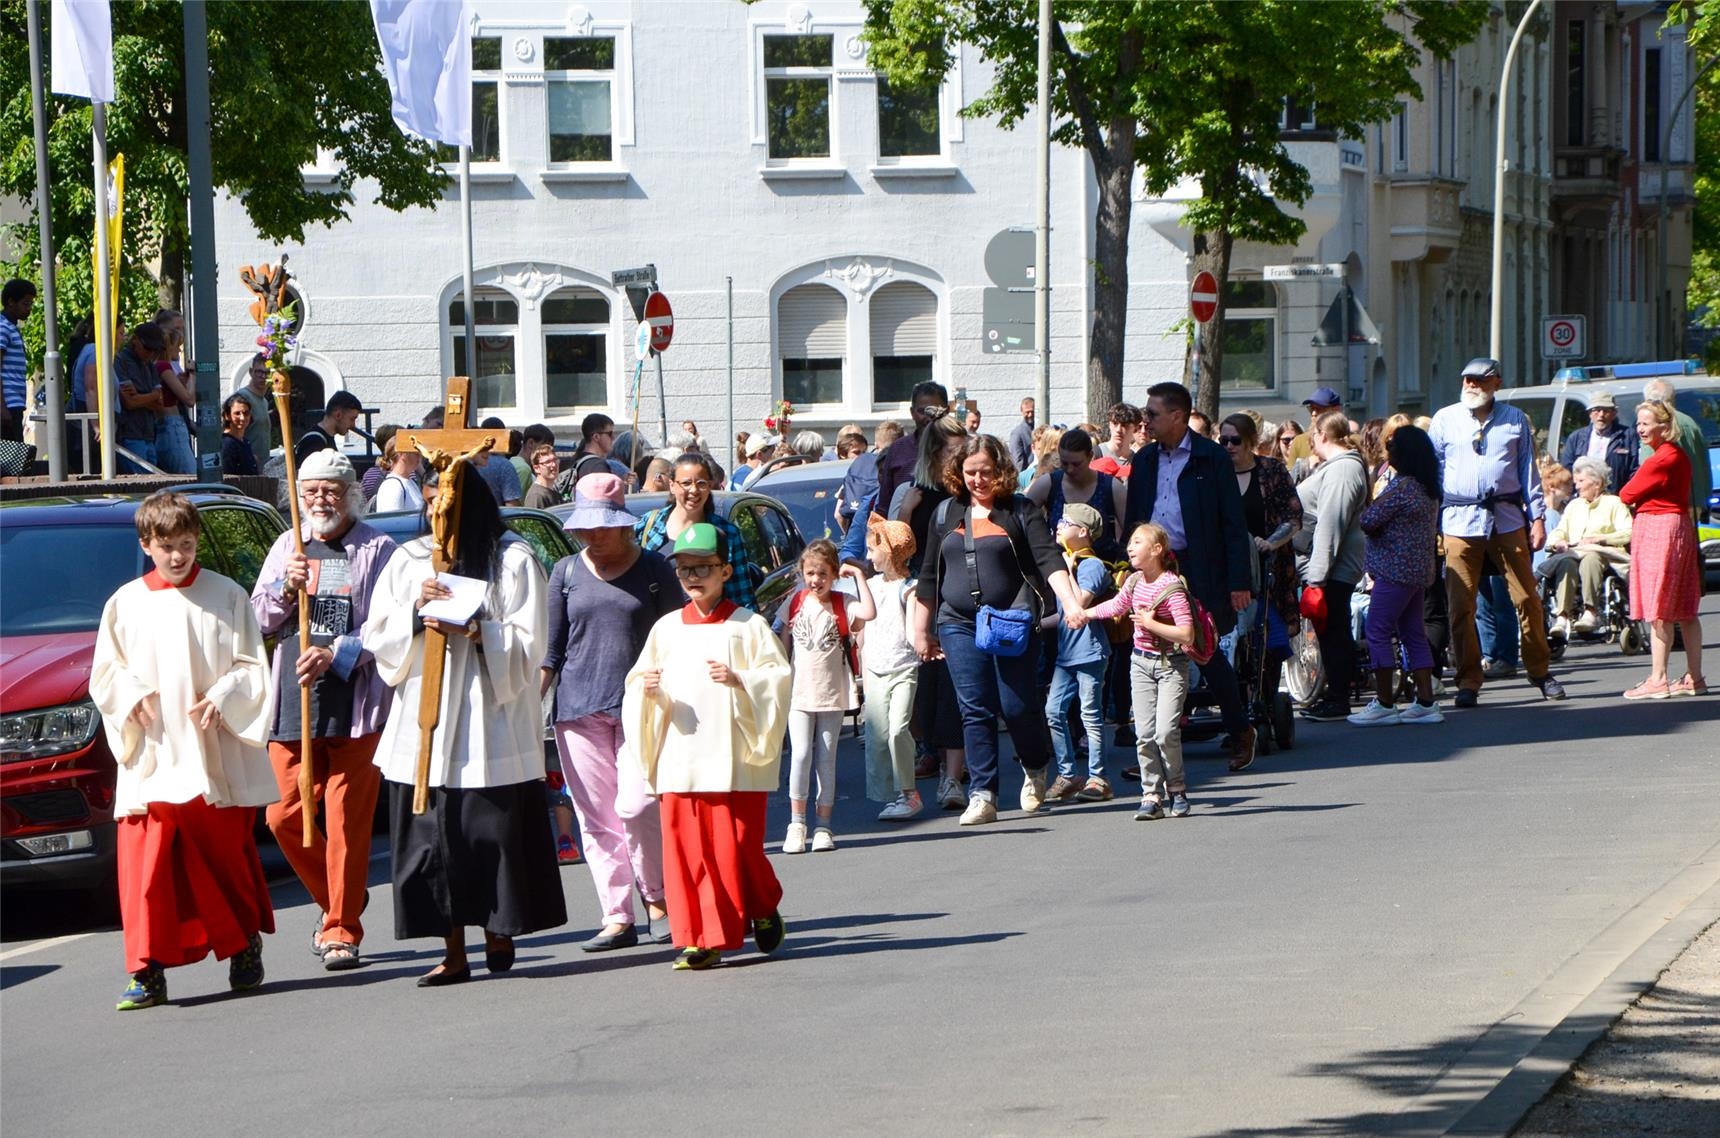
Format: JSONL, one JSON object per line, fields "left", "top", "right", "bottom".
{"left": 756, "top": 478, "right": 843, "bottom": 543}
{"left": 1616, "top": 392, "right": 1720, "bottom": 448}
{"left": 0, "top": 523, "right": 145, "bottom": 635}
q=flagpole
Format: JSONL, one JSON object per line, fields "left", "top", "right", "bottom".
{"left": 459, "top": 144, "right": 476, "bottom": 382}
{"left": 26, "top": 0, "right": 65, "bottom": 480}
{"left": 92, "top": 101, "right": 116, "bottom": 480}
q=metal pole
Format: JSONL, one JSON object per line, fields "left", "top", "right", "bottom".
{"left": 1035, "top": 0, "right": 1051, "bottom": 419}
{"left": 725, "top": 275, "right": 734, "bottom": 475}
{"left": 1490, "top": 0, "right": 1544, "bottom": 362}
{"left": 183, "top": 0, "right": 221, "bottom": 471}
{"left": 460, "top": 144, "right": 476, "bottom": 381}
{"left": 1655, "top": 54, "right": 1717, "bottom": 358}
{"left": 654, "top": 350, "right": 667, "bottom": 442}
{"left": 26, "top": 0, "right": 64, "bottom": 480}
{"left": 92, "top": 101, "right": 116, "bottom": 480}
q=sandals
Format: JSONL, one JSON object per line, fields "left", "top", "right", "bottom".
{"left": 320, "top": 941, "right": 362, "bottom": 971}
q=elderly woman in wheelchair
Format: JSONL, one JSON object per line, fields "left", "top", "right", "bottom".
{"left": 1539, "top": 456, "right": 1632, "bottom": 639}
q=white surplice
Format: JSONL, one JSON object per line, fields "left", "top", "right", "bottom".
{"left": 364, "top": 536, "right": 549, "bottom": 788}
{"left": 89, "top": 569, "right": 277, "bottom": 816}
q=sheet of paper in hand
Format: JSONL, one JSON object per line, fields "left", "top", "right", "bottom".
{"left": 418, "top": 573, "right": 489, "bottom": 625}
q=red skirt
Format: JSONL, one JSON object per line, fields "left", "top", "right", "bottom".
{"left": 1629, "top": 512, "right": 1702, "bottom": 621}
{"left": 117, "top": 798, "right": 275, "bottom": 974}
{"left": 660, "top": 792, "right": 782, "bottom": 952}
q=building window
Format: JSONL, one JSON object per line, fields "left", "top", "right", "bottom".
{"left": 878, "top": 77, "right": 940, "bottom": 158}
{"left": 1393, "top": 103, "right": 1408, "bottom": 172}
{"left": 449, "top": 290, "right": 519, "bottom": 410}
{"left": 545, "top": 36, "right": 615, "bottom": 163}
{"left": 763, "top": 34, "right": 833, "bottom": 160}
{"left": 1223, "top": 280, "right": 1276, "bottom": 392}
{"left": 1644, "top": 48, "right": 1662, "bottom": 162}
{"left": 542, "top": 288, "right": 610, "bottom": 409}
{"left": 1566, "top": 20, "right": 1585, "bottom": 147}
{"left": 869, "top": 282, "right": 937, "bottom": 404}
{"left": 439, "top": 37, "right": 502, "bottom": 163}
{"left": 777, "top": 283, "right": 846, "bottom": 405}
{"left": 1279, "top": 96, "right": 1317, "bottom": 132}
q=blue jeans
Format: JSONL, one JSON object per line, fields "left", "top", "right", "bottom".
{"left": 118, "top": 436, "right": 157, "bottom": 475}
{"left": 154, "top": 412, "right": 195, "bottom": 474}
{"left": 1476, "top": 575, "right": 1520, "bottom": 666}
{"left": 938, "top": 622, "right": 1052, "bottom": 798}
{"left": 1046, "top": 659, "right": 1106, "bottom": 780}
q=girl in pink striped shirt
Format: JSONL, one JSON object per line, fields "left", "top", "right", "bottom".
{"left": 1083, "top": 524, "right": 1196, "bottom": 819}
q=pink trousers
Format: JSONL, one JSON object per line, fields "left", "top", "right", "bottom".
{"left": 554, "top": 713, "right": 664, "bottom": 926}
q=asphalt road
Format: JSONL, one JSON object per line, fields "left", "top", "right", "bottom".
{"left": 3, "top": 599, "right": 1717, "bottom": 1138}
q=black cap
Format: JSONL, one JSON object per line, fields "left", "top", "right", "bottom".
{"left": 1461, "top": 358, "right": 1502, "bottom": 381}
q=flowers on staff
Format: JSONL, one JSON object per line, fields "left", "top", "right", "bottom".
{"left": 764, "top": 399, "right": 795, "bottom": 433}
{"left": 254, "top": 303, "right": 300, "bottom": 374}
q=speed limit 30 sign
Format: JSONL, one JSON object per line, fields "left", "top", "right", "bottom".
{"left": 1541, "top": 315, "right": 1585, "bottom": 360}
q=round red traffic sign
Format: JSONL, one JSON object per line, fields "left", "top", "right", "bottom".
{"left": 644, "top": 291, "right": 674, "bottom": 353}
{"left": 1190, "top": 270, "right": 1219, "bottom": 323}
{"left": 1548, "top": 320, "right": 1576, "bottom": 347}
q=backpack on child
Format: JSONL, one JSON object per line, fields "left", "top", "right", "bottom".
{"left": 1070, "top": 550, "right": 1132, "bottom": 645}
{"left": 786, "top": 587, "right": 863, "bottom": 684}
{"left": 1160, "top": 576, "right": 1220, "bottom": 666}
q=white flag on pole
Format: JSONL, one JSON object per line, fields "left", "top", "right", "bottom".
{"left": 370, "top": 0, "right": 472, "bottom": 148}
{"left": 50, "top": 0, "right": 114, "bottom": 103}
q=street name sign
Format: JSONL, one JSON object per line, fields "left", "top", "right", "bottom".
{"left": 1263, "top": 263, "right": 1347, "bottom": 281}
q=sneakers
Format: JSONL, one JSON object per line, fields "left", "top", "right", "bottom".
{"left": 782, "top": 821, "right": 808, "bottom": 854}
{"left": 1134, "top": 798, "right": 1165, "bottom": 821}
{"left": 913, "top": 745, "right": 940, "bottom": 779}
{"left": 1453, "top": 689, "right": 1479, "bottom": 709}
{"left": 1301, "top": 699, "right": 1350, "bottom": 722}
{"left": 1168, "top": 792, "right": 1191, "bottom": 818}
{"left": 752, "top": 911, "right": 786, "bottom": 956}
{"left": 672, "top": 947, "right": 721, "bottom": 971}
{"left": 116, "top": 964, "right": 167, "bottom": 1011}
{"left": 810, "top": 827, "right": 835, "bottom": 853}
{"left": 1398, "top": 700, "right": 1445, "bottom": 725}
{"left": 556, "top": 834, "right": 582, "bottom": 865}
{"left": 1045, "top": 775, "right": 1084, "bottom": 802}
{"left": 1532, "top": 673, "right": 1568, "bottom": 701}
{"left": 1550, "top": 615, "right": 1572, "bottom": 639}
{"left": 959, "top": 793, "right": 998, "bottom": 826}
{"left": 937, "top": 776, "right": 968, "bottom": 811}
{"left": 1075, "top": 776, "right": 1113, "bottom": 802}
{"left": 877, "top": 791, "right": 923, "bottom": 821}
{"left": 1020, "top": 768, "right": 1048, "bottom": 814}
{"left": 1347, "top": 699, "right": 1401, "bottom": 727}
{"left": 1624, "top": 678, "right": 1671, "bottom": 700}
{"left": 228, "top": 933, "right": 264, "bottom": 993}
{"left": 1572, "top": 609, "right": 1601, "bottom": 634}
{"left": 1669, "top": 674, "right": 1710, "bottom": 697}
{"left": 1481, "top": 657, "right": 1519, "bottom": 679}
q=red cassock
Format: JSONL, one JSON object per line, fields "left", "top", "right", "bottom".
{"left": 660, "top": 792, "right": 783, "bottom": 952}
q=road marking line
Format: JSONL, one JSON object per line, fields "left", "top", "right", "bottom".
{"left": 0, "top": 932, "right": 94, "bottom": 964}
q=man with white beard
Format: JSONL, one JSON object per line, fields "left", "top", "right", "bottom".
{"left": 251, "top": 451, "right": 398, "bottom": 970}
{"left": 1429, "top": 358, "right": 1566, "bottom": 708}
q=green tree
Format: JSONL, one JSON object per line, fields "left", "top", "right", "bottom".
{"left": 0, "top": 0, "right": 446, "bottom": 363}
{"left": 863, "top": 0, "right": 1485, "bottom": 417}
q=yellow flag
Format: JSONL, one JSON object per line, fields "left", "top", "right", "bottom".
{"left": 90, "top": 154, "right": 123, "bottom": 445}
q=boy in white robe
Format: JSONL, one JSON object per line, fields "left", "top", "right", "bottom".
{"left": 623, "top": 522, "right": 792, "bottom": 970}
{"left": 89, "top": 492, "right": 277, "bottom": 1010}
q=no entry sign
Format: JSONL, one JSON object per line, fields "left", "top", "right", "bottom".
{"left": 644, "top": 291, "right": 674, "bottom": 353}
{"left": 1190, "top": 271, "right": 1219, "bottom": 323}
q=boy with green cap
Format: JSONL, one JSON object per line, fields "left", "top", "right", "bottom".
{"left": 622, "top": 522, "right": 793, "bottom": 970}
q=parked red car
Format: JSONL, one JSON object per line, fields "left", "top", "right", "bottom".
{"left": 0, "top": 490, "right": 285, "bottom": 904}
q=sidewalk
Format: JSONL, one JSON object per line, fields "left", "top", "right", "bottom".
{"left": 1511, "top": 917, "right": 1720, "bottom": 1137}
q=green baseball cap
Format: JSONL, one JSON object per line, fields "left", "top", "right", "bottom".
{"left": 669, "top": 521, "right": 727, "bottom": 561}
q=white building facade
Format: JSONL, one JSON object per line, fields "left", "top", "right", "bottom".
{"left": 211, "top": 1, "right": 1695, "bottom": 451}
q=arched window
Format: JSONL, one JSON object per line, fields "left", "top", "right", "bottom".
{"left": 543, "top": 287, "right": 610, "bottom": 409}
{"left": 1223, "top": 279, "right": 1276, "bottom": 391}
{"left": 869, "top": 281, "right": 937, "bottom": 405}
{"left": 777, "top": 283, "right": 846, "bottom": 405}
{"left": 448, "top": 289, "right": 519, "bottom": 410}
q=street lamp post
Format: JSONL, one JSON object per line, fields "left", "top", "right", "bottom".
{"left": 1654, "top": 54, "right": 1718, "bottom": 359}
{"left": 1490, "top": 0, "right": 1545, "bottom": 364}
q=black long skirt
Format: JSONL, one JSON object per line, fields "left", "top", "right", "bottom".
{"left": 387, "top": 779, "right": 568, "bottom": 940}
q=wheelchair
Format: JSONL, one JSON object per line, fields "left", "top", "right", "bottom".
{"left": 1540, "top": 551, "right": 1645, "bottom": 660}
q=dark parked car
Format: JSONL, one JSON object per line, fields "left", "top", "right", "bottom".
{"left": 0, "top": 489, "right": 286, "bottom": 902}
{"left": 748, "top": 459, "right": 854, "bottom": 545}
{"left": 549, "top": 490, "right": 807, "bottom": 622}
{"left": 363, "top": 506, "right": 579, "bottom": 575}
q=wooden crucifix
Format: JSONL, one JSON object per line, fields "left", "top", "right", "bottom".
{"left": 396, "top": 377, "right": 513, "bottom": 814}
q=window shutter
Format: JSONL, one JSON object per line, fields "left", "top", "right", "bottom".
{"left": 870, "top": 282, "right": 936, "bottom": 356}
{"left": 778, "top": 285, "right": 846, "bottom": 357}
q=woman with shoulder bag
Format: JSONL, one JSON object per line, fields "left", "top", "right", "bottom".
{"left": 911, "top": 434, "right": 1089, "bottom": 826}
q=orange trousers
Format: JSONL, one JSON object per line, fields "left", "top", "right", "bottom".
{"left": 266, "top": 734, "right": 381, "bottom": 946}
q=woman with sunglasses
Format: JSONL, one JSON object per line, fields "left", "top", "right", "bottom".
{"left": 634, "top": 452, "right": 757, "bottom": 608}
{"left": 1277, "top": 420, "right": 1304, "bottom": 464}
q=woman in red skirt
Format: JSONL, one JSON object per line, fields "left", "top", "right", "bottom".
{"left": 1618, "top": 400, "right": 1705, "bottom": 699}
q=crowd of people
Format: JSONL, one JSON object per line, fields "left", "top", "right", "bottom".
{"left": 88, "top": 357, "right": 1708, "bottom": 1009}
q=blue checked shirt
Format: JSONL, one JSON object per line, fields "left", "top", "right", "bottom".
{"left": 634, "top": 506, "right": 758, "bottom": 610}
{"left": 1429, "top": 400, "right": 1544, "bottom": 538}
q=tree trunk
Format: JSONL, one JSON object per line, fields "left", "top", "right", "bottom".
{"left": 1184, "top": 227, "right": 1235, "bottom": 421}
{"left": 157, "top": 245, "right": 186, "bottom": 314}
{"left": 1087, "top": 154, "right": 1135, "bottom": 420}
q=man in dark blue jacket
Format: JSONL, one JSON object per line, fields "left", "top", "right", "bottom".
{"left": 1556, "top": 392, "right": 1638, "bottom": 493}
{"left": 1124, "top": 382, "right": 1258, "bottom": 769}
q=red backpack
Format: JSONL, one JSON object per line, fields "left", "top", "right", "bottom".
{"left": 786, "top": 588, "right": 862, "bottom": 682}
{"left": 1161, "top": 577, "right": 1219, "bottom": 666}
